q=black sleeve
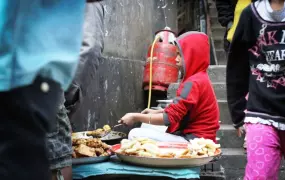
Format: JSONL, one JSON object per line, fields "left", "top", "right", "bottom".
{"left": 215, "top": 0, "right": 234, "bottom": 27}
{"left": 226, "top": 8, "right": 251, "bottom": 129}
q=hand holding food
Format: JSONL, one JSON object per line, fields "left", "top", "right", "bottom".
{"left": 119, "top": 113, "right": 136, "bottom": 126}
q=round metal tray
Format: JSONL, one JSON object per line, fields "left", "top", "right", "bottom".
{"left": 101, "top": 131, "right": 126, "bottom": 145}
{"left": 72, "top": 155, "right": 110, "bottom": 165}
{"left": 116, "top": 153, "right": 215, "bottom": 168}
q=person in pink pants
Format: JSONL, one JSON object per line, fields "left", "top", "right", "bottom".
{"left": 226, "top": 0, "right": 285, "bottom": 179}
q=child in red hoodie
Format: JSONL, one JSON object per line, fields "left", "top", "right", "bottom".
{"left": 119, "top": 31, "right": 220, "bottom": 142}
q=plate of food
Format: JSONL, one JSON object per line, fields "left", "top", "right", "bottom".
{"left": 72, "top": 125, "right": 112, "bottom": 139}
{"left": 100, "top": 131, "right": 127, "bottom": 145}
{"left": 112, "top": 137, "right": 221, "bottom": 168}
{"left": 72, "top": 138, "right": 111, "bottom": 165}
{"left": 72, "top": 124, "right": 127, "bottom": 145}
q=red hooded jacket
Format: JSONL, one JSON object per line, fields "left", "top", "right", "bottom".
{"left": 163, "top": 32, "right": 220, "bottom": 142}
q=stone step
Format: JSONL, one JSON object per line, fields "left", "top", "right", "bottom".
{"left": 209, "top": 7, "right": 218, "bottom": 17}
{"left": 220, "top": 149, "right": 285, "bottom": 179}
{"left": 208, "top": 0, "right": 216, "bottom": 9}
{"left": 217, "top": 124, "right": 245, "bottom": 148}
{"left": 224, "top": 169, "right": 245, "bottom": 180}
{"left": 212, "top": 27, "right": 225, "bottom": 39}
{"left": 215, "top": 49, "right": 227, "bottom": 65}
{"left": 220, "top": 148, "right": 246, "bottom": 169}
{"left": 210, "top": 16, "right": 220, "bottom": 27}
{"left": 168, "top": 82, "right": 227, "bottom": 101}
{"left": 212, "top": 82, "right": 226, "bottom": 101}
{"left": 217, "top": 100, "right": 231, "bottom": 125}
{"left": 212, "top": 148, "right": 246, "bottom": 179}
{"left": 213, "top": 37, "right": 224, "bottom": 50}
{"left": 208, "top": 65, "right": 226, "bottom": 82}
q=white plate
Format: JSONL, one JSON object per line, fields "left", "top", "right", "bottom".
{"left": 116, "top": 153, "right": 215, "bottom": 168}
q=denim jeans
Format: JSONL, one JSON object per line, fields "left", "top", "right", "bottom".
{"left": 46, "top": 94, "right": 72, "bottom": 170}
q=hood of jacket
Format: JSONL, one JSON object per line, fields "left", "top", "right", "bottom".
{"left": 175, "top": 31, "right": 210, "bottom": 81}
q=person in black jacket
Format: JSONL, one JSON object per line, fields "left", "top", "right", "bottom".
{"left": 216, "top": 0, "right": 254, "bottom": 149}
{"left": 216, "top": 0, "right": 253, "bottom": 52}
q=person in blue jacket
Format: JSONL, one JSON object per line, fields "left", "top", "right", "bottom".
{"left": 0, "top": 1, "right": 85, "bottom": 180}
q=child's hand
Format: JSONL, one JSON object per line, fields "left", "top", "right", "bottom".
{"left": 141, "top": 108, "right": 155, "bottom": 114}
{"left": 119, "top": 113, "right": 136, "bottom": 126}
{"left": 236, "top": 127, "right": 244, "bottom": 137}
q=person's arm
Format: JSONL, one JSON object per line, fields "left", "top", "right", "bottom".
{"left": 141, "top": 108, "right": 164, "bottom": 114}
{"left": 120, "top": 82, "right": 199, "bottom": 128}
{"left": 216, "top": 0, "right": 234, "bottom": 28}
{"left": 119, "top": 113, "right": 164, "bottom": 126}
{"left": 163, "top": 81, "right": 199, "bottom": 133}
{"left": 226, "top": 8, "right": 251, "bottom": 129}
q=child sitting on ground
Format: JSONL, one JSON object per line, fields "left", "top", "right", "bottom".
{"left": 119, "top": 31, "right": 220, "bottom": 143}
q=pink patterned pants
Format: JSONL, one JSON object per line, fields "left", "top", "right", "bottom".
{"left": 244, "top": 123, "right": 285, "bottom": 180}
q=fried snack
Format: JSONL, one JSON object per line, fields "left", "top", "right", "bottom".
{"left": 76, "top": 144, "right": 96, "bottom": 157}
{"left": 72, "top": 137, "right": 110, "bottom": 158}
{"left": 117, "top": 138, "right": 160, "bottom": 157}
{"left": 100, "top": 152, "right": 110, "bottom": 156}
{"left": 86, "top": 124, "right": 112, "bottom": 137}
{"left": 72, "top": 138, "right": 87, "bottom": 146}
{"left": 86, "top": 138, "right": 101, "bottom": 148}
{"left": 179, "top": 155, "right": 194, "bottom": 158}
{"left": 72, "top": 151, "right": 77, "bottom": 158}
{"left": 101, "top": 142, "right": 110, "bottom": 150}
{"left": 142, "top": 143, "right": 159, "bottom": 155}
{"left": 103, "top": 125, "right": 111, "bottom": 132}
{"left": 157, "top": 152, "right": 175, "bottom": 158}
{"left": 137, "top": 151, "right": 153, "bottom": 158}
{"left": 94, "top": 148, "right": 105, "bottom": 155}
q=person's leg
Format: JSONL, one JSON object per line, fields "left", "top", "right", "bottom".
{"left": 128, "top": 128, "right": 189, "bottom": 143}
{"left": 47, "top": 93, "right": 72, "bottom": 180}
{"left": 0, "top": 76, "right": 61, "bottom": 180}
{"left": 244, "top": 123, "right": 282, "bottom": 180}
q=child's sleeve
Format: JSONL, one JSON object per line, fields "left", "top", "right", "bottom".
{"left": 226, "top": 8, "right": 251, "bottom": 129}
{"left": 163, "top": 81, "right": 199, "bottom": 130}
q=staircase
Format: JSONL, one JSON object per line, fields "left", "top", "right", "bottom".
{"left": 208, "top": 0, "right": 227, "bottom": 65}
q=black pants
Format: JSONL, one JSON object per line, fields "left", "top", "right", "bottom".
{"left": 0, "top": 76, "right": 61, "bottom": 180}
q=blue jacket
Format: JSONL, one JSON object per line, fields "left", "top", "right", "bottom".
{"left": 0, "top": 0, "right": 85, "bottom": 91}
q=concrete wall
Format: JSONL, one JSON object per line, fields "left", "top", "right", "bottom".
{"left": 71, "top": 0, "right": 178, "bottom": 131}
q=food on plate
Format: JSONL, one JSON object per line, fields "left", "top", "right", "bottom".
{"left": 185, "top": 138, "right": 221, "bottom": 158}
{"left": 116, "top": 138, "right": 159, "bottom": 157}
{"left": 72, "top": 138, "right": 110, "bottom": 158}
{"left": 72, "top": 132, "right": 92, "bottom": 139}
{"left": 86, "top": 125, "right": 112, "bottom": 137}
{"left": 116, "top": 137, "right": 221, "bottom": 159}
{"left": 103, "top": 125, "right": 111, "bottom": 131}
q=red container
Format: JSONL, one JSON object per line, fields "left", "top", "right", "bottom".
{"left": 143, "top": 30, "right": 179, "bottom": 92}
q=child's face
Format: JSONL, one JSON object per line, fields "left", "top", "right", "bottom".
{"left": 175, "top": 48, "right": 182, "bottom": 67}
